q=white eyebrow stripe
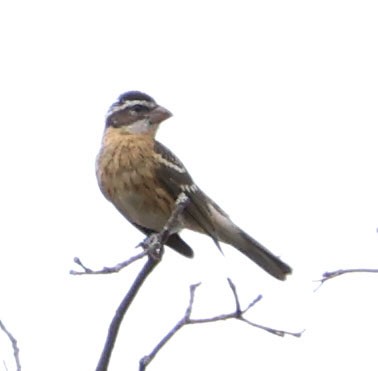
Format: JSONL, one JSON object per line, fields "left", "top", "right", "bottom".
{"left": 107, "top": 100, "right": 156, "bottom": 116}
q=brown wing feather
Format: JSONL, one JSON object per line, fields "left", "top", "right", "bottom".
{"left": 154, "top": 141, "right": 221, "bottom": 249}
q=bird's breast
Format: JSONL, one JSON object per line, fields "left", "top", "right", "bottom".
{"left": 96, "top": 130, "right": 174, "bottom": 231}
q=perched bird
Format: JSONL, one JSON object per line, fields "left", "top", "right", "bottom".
{"left": 96, "top": 91, "right": 292, "bottom": 280}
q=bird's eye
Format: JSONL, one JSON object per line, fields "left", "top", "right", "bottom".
{"left": 131, "top": 104, "right": 149, "bottom": 113}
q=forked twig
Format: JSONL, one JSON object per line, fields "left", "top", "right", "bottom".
{"left": 139, "top": 278, "right": 303, "bottom": 370}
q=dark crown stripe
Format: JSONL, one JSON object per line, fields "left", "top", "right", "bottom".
{"left": 118, "top": 91, "right": 155, "bottom": 104}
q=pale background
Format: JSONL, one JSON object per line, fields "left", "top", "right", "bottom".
{"left": 1, "top": 1, "right": 378, "bottom": 370}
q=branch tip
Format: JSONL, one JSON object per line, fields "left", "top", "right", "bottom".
{"left": 316, "top": 268, "right": 378, "bottom": 289}
{"left": 0, "top": 320, "right": 21, "bottom": 371}
{"left": 227, "top": 278, "right": 241, "bottom": 314}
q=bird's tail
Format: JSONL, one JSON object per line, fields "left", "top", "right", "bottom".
{"left": 217, "top": 223, "right": 292, "bottom": 281}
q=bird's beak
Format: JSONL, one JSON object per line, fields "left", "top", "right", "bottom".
{"left": 150, "top": 105, "right": 172, "bottom": 124}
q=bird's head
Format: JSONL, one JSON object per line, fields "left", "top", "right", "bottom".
{"left": 105, "top": 91, "right": 172, "bottom": 136}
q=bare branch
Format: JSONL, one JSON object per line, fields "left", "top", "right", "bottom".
{"left": 71, "top": 194, "right": 189, "bottom": 276}
{"left": 315, "top": 268, "right": 378, "bottom": 290}
{"left": 227, "top": 277, "right": 241, "bottom": 314}
{"left": 96, "top": 255, "right": 161, "bottom": 371}
{"left": 140, "top": 279, "right": 302, "bottom": 370}
{"left": 0, "top": 320, "right": 21, "bottom": 371}
{"left": 139, "top": 282, "right": 201, "bottom": 371}
{"left": 240, "top": 318, "right": 304, "bottom": 337}
{"left": 70, "top": 250, "right": 148, "bottom": 275}
{"left": 75, "top": 192, "right": 299, "bottom": 371}
{"left": 93, "top": 193, "right": 189, "bottom": 371}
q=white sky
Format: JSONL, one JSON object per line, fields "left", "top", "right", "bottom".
{"left": 1, "top": 1, "right": 378, "bottom": 370}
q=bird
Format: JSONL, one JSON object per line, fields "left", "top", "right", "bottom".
{"left": 96, "top": 91, "right": 292, "bottom": 280}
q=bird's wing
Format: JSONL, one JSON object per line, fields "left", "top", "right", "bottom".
{"left": 153, "top": 142, "right": 291, "bottom": 280}
{"left": 153, "top": 140, "right": 221, "bottom": 249}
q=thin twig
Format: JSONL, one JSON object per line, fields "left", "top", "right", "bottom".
{"left": 140, "top": 279, "right": 302, "bottom": 370}
{"left": 240, "top": 318, "right": 304, "bottom": 337}
{"left": 0, "top": 320, "right": 21, "bottom": 371}
{"left": 315, "top": 268, "right": 378, "bottom": 290}
{"left": 227, "top": 277, "right": 241, "bottom": 314}
{"left": 71, "top": 193, "right": 189, "bottom": 276}
{"left": 139, "top": 283, "right": 201, "bottom": 371}
{"left": 70, "top": 250, "right": 148, "bottom": 275}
